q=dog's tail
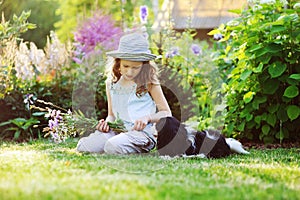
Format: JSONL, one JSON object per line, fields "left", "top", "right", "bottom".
{"left": 225, "top": 138, "right": 250, "bottom": 154}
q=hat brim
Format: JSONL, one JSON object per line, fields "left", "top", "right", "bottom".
{"left": 106, "top": 51, "right": 157, "bottom": 61}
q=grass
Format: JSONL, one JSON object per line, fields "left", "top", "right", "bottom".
{"left": 0, "top": 139, "right": 300, "bottom": 200}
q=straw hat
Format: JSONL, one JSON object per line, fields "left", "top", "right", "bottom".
{"left": 106, "top": 33, "right": 156, "bottom": 61}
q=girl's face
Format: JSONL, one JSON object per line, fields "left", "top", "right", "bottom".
{"left": 120, "top": 60, "right": 143, "bottom": 81}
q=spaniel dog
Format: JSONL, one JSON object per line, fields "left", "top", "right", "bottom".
{"left": 156, "top": 117, "right": 249, "bottom": 158}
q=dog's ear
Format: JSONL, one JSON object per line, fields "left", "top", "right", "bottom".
{"left": 156, "top": 117, "right": 190, "bottom": 157}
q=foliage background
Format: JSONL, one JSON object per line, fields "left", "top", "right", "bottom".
{"left": 0, "top": 0, "right": 60, "bottom": 48}
{"left": 1, "top": 0, "right": 299, "bottom": 143}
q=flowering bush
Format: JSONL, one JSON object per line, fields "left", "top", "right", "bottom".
{"left": 0, "top": 11, "right": 75, "bottom": 141}
{"left": 1, "top": 30, "right": 72, "bottom": 88}
{"left": 0, "top": 11, "right": 36, "bottom": 98}
{"left": 73, "top": 11, "right": 123, "bottom": 63}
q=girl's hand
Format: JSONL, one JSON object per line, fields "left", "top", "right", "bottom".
{"left": 133, "top": 116, "right": 150, "bottom": 131}
{"left": 96, "top": 119, "right": 110, "bottom": 133}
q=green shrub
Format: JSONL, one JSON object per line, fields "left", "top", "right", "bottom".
{"left": 210, "top": 0, "right": 300, "bottom": 142}
{"left": 0, "top": 117, "right": 40, "bottom": 141}
{"left": 152, "top": 30, "right": 225, "bottom": 128}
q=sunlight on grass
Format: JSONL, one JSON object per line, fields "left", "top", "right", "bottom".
{"left": 0, "top": 140, "right": 300, "bottom": 200}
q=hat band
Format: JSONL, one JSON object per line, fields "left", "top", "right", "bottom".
{"left": 107, "top": 52, "right": 156, "bottom": 61}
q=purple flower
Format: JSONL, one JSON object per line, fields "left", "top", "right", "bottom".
{"left": 55, "top": 110, "right": 63, "bottom": 120}
{"left": 191, "top": 44, "right": 202, "bottom": 55}
{"left": 51, "top": 110, "right": 56, "bottom": 118}
{"left": 48, "top": 119, "right": 59, "bottom": 130}
{"left": 24, "top": 94, "right": 36, "bottom": 110}
{"left": 140, "top": 5, "right": 148, "bottom": 24}
{"left": 72, "top": 57, "right": 83, "bottom": 64}
{"left": 51, "top": 132, "right": 61, "bottom": 143}
{"left": 24, "top": 94, "right": 33, "bottom": 103}
{"left": 23, "top": 94, "right": 36, "bottom": 105}
{"left": 73, "top": 11, "right": 123, "bottom": 61}
{"left": 213, "top": 33, "right": 223, "bottom": 40}
{"left": 166, "top": 47, "right": 180, "bottom": 58}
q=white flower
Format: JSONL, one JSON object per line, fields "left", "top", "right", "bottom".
{"left": 45, "top": 109, "right": 52, "bottom": 118}
{"left": 29, "top": 42, "right": 48, "bottom": 74}
{"left": 252, "top": 4, "right": 263, "bottom": 11}
{"left": 294, "top": 3, "right": 300, "bottom": 9}
{"left": 260, "top": 0, "right": 275, "bottom": 4}
{"left": 279, "top": 0, "right": 288, "bottom": 6}
{"left": 227, "top": 20, "right": 239, "bottom": 27}
{"left": 45, "top": 31, "right": 69, "bottom": 71}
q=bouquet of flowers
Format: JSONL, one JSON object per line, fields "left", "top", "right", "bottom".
{"left": 26, "top": 94, "right": 126, "bottom": 143}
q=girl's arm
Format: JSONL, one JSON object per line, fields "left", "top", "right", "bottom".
{"left": 96, "top": 81, "right": 115, "bottom": 132}
{"left": 132, "top": 84, "right": 171, "bottom": 131}
{"left": 105, "top": 81, "right": 116, "bottom": 122}
{"left": 148, "top": 84, "right": 172, "bottom": 123}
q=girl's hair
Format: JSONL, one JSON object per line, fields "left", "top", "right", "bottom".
{"left": 111, "top": 58, "right": 159, "bottom": 97}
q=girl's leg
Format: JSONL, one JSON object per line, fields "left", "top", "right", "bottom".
{"left": 104, "top": 131, "right": 155, "bottom": 154}
{"left": 76, "top": 130, "right": 116, "bottom": 153}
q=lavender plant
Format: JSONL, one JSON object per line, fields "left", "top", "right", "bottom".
{"left": 73, "top": 11, "right": 123, "bottom": 64}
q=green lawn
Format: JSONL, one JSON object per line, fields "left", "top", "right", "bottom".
{"left": 0, "top": 139, "right": 299, "bottom": 200}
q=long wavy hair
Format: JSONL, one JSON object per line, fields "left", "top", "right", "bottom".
{"left": 111, "top": 58, "right": 159, "bottom": 97}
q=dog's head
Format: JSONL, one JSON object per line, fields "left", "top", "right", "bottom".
{"left": 156, "top": 117, "right": 191, "bottom": 157}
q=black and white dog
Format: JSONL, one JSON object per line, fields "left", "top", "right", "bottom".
{"left": 156, "top": 117, "right": 249, "bottom": 158}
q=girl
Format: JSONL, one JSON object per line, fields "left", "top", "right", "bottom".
{"left": 76, "top": 32, "right": 172, "bottom": 154}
